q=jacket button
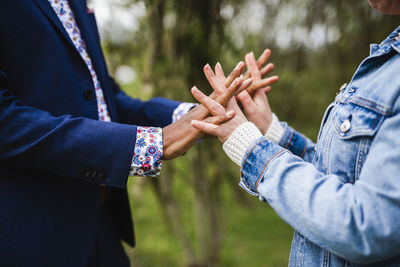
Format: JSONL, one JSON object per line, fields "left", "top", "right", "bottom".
{"left": 97, "top": 172, "right": 106, "bottom": 180}
{"left": 83, "top": 89, "right": 94, "bottom": 100}
{"left": 339, "top": 83, "right": 347, "bottom": 92}
{"left": 340, "top": 120, "right": 351, "bottom": 133}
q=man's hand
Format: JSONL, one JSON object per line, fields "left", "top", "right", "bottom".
{"left": 162, "top": 62, "right": 252, "bottom": 160}
{"left": 237, "top": 50, "right": 278, "bottom": 134}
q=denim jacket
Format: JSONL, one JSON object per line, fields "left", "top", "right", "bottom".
{"left": 240, "top": 25, "right": 400, "bottom": 266}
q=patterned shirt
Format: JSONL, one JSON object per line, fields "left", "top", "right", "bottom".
{"left": 48, "top": 0, "right": 195, "bottom": 177}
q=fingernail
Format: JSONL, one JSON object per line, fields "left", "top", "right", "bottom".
{"left": 235, "top": 61, "right": 244, "bottom": 69}
{"left": 191, "top": 86, "right": 199, "bottom": 93}
{"left": 227, "top": 110, "right": 235, "bottom": 117}
{"left": 244, "top": 78, "right": 253, "bottom": 84}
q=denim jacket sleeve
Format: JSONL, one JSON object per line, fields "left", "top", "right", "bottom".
{"left": 241, "top": 95, "right": 400, "bottom": 263}
{"left": 278, "top": 122, "right": 315, "bottom": 163}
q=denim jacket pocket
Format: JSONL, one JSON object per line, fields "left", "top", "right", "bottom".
{"left": 328, "top": 102, "right": 385, "bottom": 183}
{"left": 333, "top": 102, "right": 384, "bottom": 139}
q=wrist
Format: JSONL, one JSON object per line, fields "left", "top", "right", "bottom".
{"left": 222, "top": 122, "right": 263, "bottom": 166}
{"left": 264, "top": 113, "right": 284, "bottom": 143}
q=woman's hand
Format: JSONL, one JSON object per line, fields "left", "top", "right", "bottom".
{"left": 190, "top": 86, "right": 247, "bottom": 143}
{"left": 237, "top": 50, "right": 278, "bottom": 134}
{"left": 162, "top": 62, "right": 252, "bottom": 160}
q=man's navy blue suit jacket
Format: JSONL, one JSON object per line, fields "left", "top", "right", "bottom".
{"left": 0, "top": 0, "right": 180, "bottom": 265}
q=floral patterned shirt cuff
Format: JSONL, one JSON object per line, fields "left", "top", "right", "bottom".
{"left": 172, "top": 102, "right": 198, "bottom": 123}
{"left": 130, "top": 127, "right": 163, "bottom": 177}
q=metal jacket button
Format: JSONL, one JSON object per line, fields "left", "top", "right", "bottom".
{"left": 340, "top": 119, "right": 351, "bottom": 133}
{"left": 339, "top": 83, "right": 347, "bottom": 92}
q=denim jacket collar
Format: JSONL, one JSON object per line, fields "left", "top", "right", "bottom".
{"left": 370, "top": 25, "right": 400, "bottom": 55}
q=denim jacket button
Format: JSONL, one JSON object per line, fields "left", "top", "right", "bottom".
{"left": 339, "top": 83, "right": 347, "bottom": 92}
{"left": 340, "top": 120, "right": 351, "bottom": 133}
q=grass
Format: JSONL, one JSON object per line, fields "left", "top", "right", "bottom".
{"left": 125, "top": 174, "right": 293, "bottom": 267}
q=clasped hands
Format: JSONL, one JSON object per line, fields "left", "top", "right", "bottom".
{"left": 163, "top": 49, "right": 278, "bottom": 160}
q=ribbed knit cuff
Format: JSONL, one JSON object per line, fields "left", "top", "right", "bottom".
{"left": 223, "top": 122, "right": 262, "bottom": 166}
{"left": 265, "top": 113, "right": 284, "bottom": 143}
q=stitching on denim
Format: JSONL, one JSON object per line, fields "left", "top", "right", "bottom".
{"left": 355, "top": 137, "right": 371, "bottom": 181}
{"left": 324, "top": 125, "right": 334, "bottom": 172}
{"left": 333, "top": 107, "right": 384, "bottom": 138}
{"left": 299, "top": 134, "right": 308, "bottom": 158}
{"left": 350, "top": 97, "right": 392, "bottom": 116}
{"left": 240, "top": 138, "right": 268, "bottom": 175}
{"left": 323, "top": 249, "right": 330, "bottom": 267}
{"left": 285, "top": 130, "right": 295, "bottom": 149}
{"left": 255, "top": 149, "right": 285, "bottom": 191}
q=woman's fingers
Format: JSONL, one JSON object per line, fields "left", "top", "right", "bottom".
{"left": 253, "top": 86, "right": 270, "bottom": 107}
{"left": 204, "top": 109, "right": 236, "bottom": 125}
{"left": 257, "top": 49, "right": 271, "bottom": 69}
{"left": 215, "top": 62, "right": 226, "bottom": 82}
{"left": 247, "top": 76, "right": 279, "bottom": 94}
{"left": 245, "top": 52, "right": 262, "bottom": 80}
{"left": 260, "top": 63, "right": 275, "bottom": 77}
{"left": 243, "top": 49, "right": 272, "bottom": 80}
{"left": 191, "top": 120, "right": 221, "bottom": 137}
{"left": 264, "top": 86, "right": 272, "bottom": 94}
{"left": 237, "top": 90, "right": 257, "bottom": 115}
{"left": 232, "top": 77, "right": 253, "bottom": 96}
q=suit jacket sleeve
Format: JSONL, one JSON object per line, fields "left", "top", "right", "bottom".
{"left": 0, "top": 71, "right": 136, "bottom": 188}
{"left": 110, "top": 77, "right": 180, "bottom": 127}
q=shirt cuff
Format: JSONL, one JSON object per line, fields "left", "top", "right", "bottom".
{"left": 265, "top": 113, "right": 284, "bottom": 143}
{"left": 172, "top": 102, "right": 199, "bottom": 123}
{"left": 130, "top": 127, "right": 163, "bottom": 177}
{"left": 222, "top": 122, "right": 263, "bottom": 166}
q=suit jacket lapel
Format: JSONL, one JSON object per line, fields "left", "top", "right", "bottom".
{"left": 69, "top": 0, "right": 116, "bottom": 118}
{"left": 68, "top": 0, "right": 109, "bottom": 90}
{"left": 32, "top": 0, "right": 76, "bottom": 49}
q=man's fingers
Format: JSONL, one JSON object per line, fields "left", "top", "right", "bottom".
{"left": 260, "top": 63, "right": 275, "bottom": 76}
{"left": 217, "top": 77, "right": 244, "bottom": 106}
{"left": 245, "top": 52, "right": 262, "bottom": 80}
{"left": 204, "top": 64, "right": 226, "bottom": 95}
{"left": 234, "top": 77, "right": 253, "bottom": 96}
{"left": 246, "top": 76, "right": 279, "bottom": 94}
{"left": 191, "top": 86, "right": 225, "bottom": 116}
{"left": 215, "top": 62, "right": 226, "bottom": 82}
{"left": 223, "top": 61, "right": 245, "bottom": 88}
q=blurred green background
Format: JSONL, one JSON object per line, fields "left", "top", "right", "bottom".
{"left": 90, "top": 0, "right": 399, "bottom": 266}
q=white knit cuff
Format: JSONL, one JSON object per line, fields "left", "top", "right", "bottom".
{"left": 223, "top": 122, "right": 263, "bottom": 166}
{"left": 265, "top": 113, "right": 284, "bottom": 143}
